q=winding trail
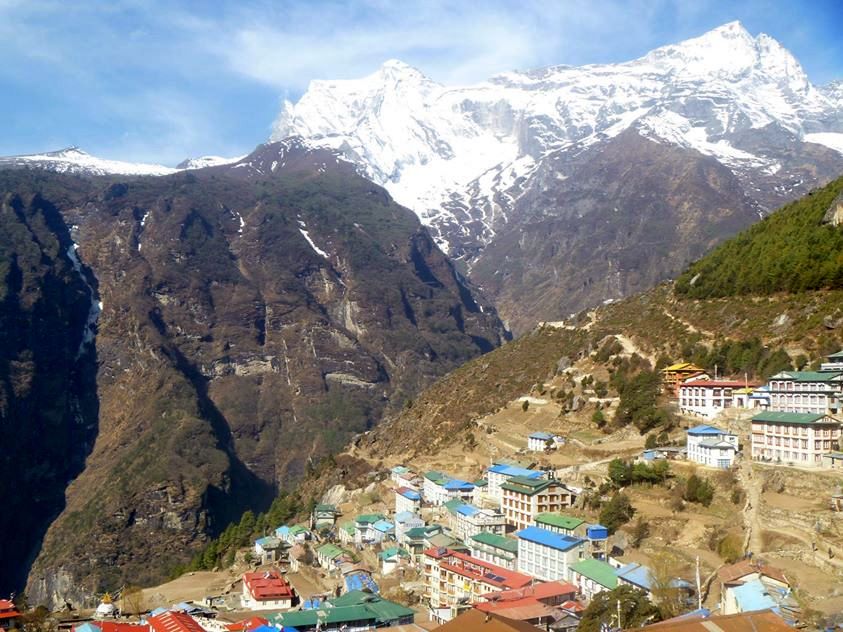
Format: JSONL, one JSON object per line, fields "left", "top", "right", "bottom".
{"left": 736, "top": 458, "right": 764, "bottom": 556}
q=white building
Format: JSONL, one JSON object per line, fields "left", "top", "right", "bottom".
{"left": 395, "top": 487, "right": 422, "bottom": 514}
{"left": 751, "top": 411, "right": 841, "bottom": 467}
{"left": 240, "top": 570, "right": 296, "bottom": 610}
{"left": 820, "top": 350, "right": 843, "bottom": 373}
{"left": 469, "top": 532, "right": 519, "bottom": 570}
{"left": 528, "top": 432, "right": 561, "bottom": 451}
{"left": 486, "top": 462, "right": 546, "bottom": 502}
{"left": 394, "top": 511, "right": 425, "bottom": 545}
{"left": 422, "top": 471, "right": 451, "bottom": 506}
{"left": 451, "top": 504, "right": 506, "bottom": 541}
{"left": 686, "top": 424, "right": 739, "bottom": 469}
{"left": 679, "top": 380, "right": 760, "bottom": 418}
{"left": 764, "top": 371, "right": 843, "bottom": 415}
{"left": 515, "top": 526, "right": 586, "bottom": 581}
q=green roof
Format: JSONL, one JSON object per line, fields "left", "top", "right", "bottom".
{"left": 340, "top": 522, "right": 356, "bottom": 535}
{"left": 536, "top": 513, "right": 585, "bottom": 531}
{"left": 571, "top": 559, "right": 618, "bottom": 589}
{"left": 474, "top": 478, "right": 488, "bottom": 487}
{"left": 501, "top": 476, "right": 555, "bottom": 496}
{"left": 316, "top": 543, "right": 345, "bottom": 559}
{"left": 273, "top": 591, "right": 414, "bottom": 628}
{"left": 424, "top": 470, "right": 448, "bottom": 484}
{"left": 314, "top": 503, "right": 337, "bottom": 512}
{"left": 751, "top": 411, "right": 837, "bottom": 425}
{"left": 774, "top": 370, "right": 843, "bottom": 382}
{"left": 378, "top": 546, "right": 410, "bottom": 560}
{"left": 470, "top": 532, "right": 519, "bottom": 554}
{"left": 828, "top": 351, "right": 843, "bottom": 359}
{"left": 444, "top": 498, "right": 463, "bottom": 514}
{"left": 288, "top": 525, "right": 309, "bottom": 535}
{"left": 356, "top": 513, "right": 385, "bottom": 524}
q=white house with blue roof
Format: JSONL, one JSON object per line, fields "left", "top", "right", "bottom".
{"left": 528, "top": 431, "right": 562, "bottom": 451}
{"left": 449, "top": 503, "right": 506, "bottom": 541}
{"left": 515, "top": 525, "right": 586, "bottom": 581}
{"left": 686, "top": 424, "right": 739, "bottom": 469}
{"left": 442, "top": 479, "right": 475, "bottom": 503}
{"left": 486, "top": 461, "right": 546, "bottom": 502}
{"left": 394, "top": 511, "right": 425, "bottom": 545}
{"left": 394, "top": 486, "right": 422, "bottom": 514}
{"left": 614, "top": 562, "right": 693, "bottom": 601}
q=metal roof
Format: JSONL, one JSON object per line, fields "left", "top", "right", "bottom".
{"left": 515, "top": 526, "right": 584, "bottom": 551}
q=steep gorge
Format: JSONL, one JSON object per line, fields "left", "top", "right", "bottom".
{"left": 0, "top": 141, "right": 507, "bottom": 607}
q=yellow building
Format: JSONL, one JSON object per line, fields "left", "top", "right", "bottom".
{"left": 660, "top": 362, "right": 706, "bottom": 394}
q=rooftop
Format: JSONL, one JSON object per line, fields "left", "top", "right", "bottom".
{"left": 147, "top": 611, "right": 205, "bottom": 632}
{"left": 515, "top": 526, "right": 585, "bottom": 552}
{"left": 570, "top": 559, "right": 618, "bottom": 589}
{"left": 395, "top": 487, "right": 421, "bottom": 500}
{"left": 662, "top": 362, "right": 703, "bottom": 372}
{"left": 770, "top": 370, "right": 843, "bottom": 382}
{"left": 355, "top": 513, "right": 385, "bottom": 524}
{"left": 273, "top": 591, "right": 411, "bottom": 628}
{"left": 425, "top": 548, "right": 532, "bottom": 589}
{"left": 470, "top": 531, "right": 519, "bottom": 554}
{"left": 751, "top": 411, "right": 837, "bottom": 426}
{"left": 687, "top": 424, "right": 729, "bottom": 435}
{"left": 717, "top": 559, "right": 788, "bottom": 585}
{"left": 634, "top": 610, "right": 792, "bottom": 631}
{"left": 436, "top": 609, "right": 551, "bottom": 632}
{"left": 501, "top": 476, "right": 564, "bottom": 496}
{"left": 529, "top": 431, "right": 555, "bottom": 440}
{"left": 443, "top": 478, "right": 475, "bottom": 491}
{"left": 535, "top": 513, "right": 585, "bottom": 531}
{"left": 242, "top": 570, "right": 296, "bottom": 600}
{"left": 487, "top": 463, "right": 544, "bottom": 479}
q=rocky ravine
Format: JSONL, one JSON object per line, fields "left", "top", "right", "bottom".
{"left": 0, "top": 140, "right": 507, "bottom": 607}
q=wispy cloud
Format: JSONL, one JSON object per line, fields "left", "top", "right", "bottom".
{"left": 0, "top": 0, "right": 839, "bottom": 164}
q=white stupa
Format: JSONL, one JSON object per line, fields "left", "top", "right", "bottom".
{"left": 95, "top": 593, "right": 116, "bottom": 618}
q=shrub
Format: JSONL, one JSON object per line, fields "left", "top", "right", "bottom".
{"left": 599, "top": 493, "right": 635, "bottom": 534}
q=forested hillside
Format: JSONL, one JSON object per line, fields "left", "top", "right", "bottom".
{"left": 676, "top": 175, "right": 843, "bottom": 298}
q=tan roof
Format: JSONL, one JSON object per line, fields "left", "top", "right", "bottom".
{"left": 629, "top": 610, "right": 792, "bottom": 631}
{"left": 435, "top": 609, "right": 545, "bottom": 631}
{"left": 716, "top": 559, "right": 788, "bottom": 585}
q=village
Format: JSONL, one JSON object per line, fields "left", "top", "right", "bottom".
{"left": 2, "top": 350, "right": 842, "bottom": 632}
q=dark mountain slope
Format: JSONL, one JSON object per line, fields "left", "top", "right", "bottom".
{"left": 0, "top": 140, "right": 506, "bottom": 607}
{"left": 0, "top": 181, "right": 99, "bottom": 598}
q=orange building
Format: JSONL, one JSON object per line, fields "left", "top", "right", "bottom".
{"left": 660, "top": 362, "right": 706, "bottom": 394}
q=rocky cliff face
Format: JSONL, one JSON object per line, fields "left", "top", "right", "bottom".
{"left": 0, "top": 140, "right": 506, "bottom": 607}
{"left": 0, "top": 177, "right": 99, "bottom": 600}
{"left": 469, "top": 129, "right": 762, "bottom": 331}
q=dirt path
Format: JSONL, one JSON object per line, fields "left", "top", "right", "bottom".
{"left": 736, "top": 459, "right": 764, "bottom": 555}
{"left": 613, "top": 334, "right": 657, "bottom": 365}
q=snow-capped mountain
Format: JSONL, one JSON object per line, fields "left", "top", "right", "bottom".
{"left": 0, "top": 147, "right": 249, "bottom": 176}
{"left": 273, "top": 21, "right": 843, "bottom": 259}
{"left": 0, "top": 147, "right": 178, "bottom": 176}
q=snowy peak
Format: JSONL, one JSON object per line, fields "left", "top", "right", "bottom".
{"left": 270, "top": 21, "right": 843, "bottom": 257}
{"left": 177, "top": 154, "right": 244, "bottom": 170}
{"left": 0, "top": 147, "right": 178, "bottom": 176}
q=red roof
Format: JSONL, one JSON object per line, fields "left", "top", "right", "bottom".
{"left": 679, "top": 380, "right": 761, "bottom": 389}
{"left": 225, "top": 617, "right": 269, "bottom": 632}
{"left": 480, "top": 581, "right": 578, "bottom": 603}
{"left": 242, "top": 570, "right": 296, "bottom": 601}
{"left": 424, "top": 548, "right": 532, "bottom": 590}
{"left": 147, "top": 611, "right": 205, "bottom": 632}
{"left": 0, "top": 600, "right": 20, "bottom": 620}
{"left": 98, "top": 623, "right": 150, "bottom": 632}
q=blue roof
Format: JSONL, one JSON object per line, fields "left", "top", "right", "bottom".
{"left": 687, "top": 424, "right": 726, "bottom": 435}
{"left": 615, "top": 563, "right": 653, "bottom": 590}
{"left": 275, "top": 525, "right": 290, "bottom": 536}
{"left": 488, "top": 463, "right": 544, "bottom": 479}
{"left": 394, "top": 511, "right": 418, "bottom": 523}
{"left": 391, "top": 465, "right": 410, "bottom": 474}
{"left": 515, "top": 526, "right": 585, "bottom": 551}
{"left": 373, "top": 519, "right": 395, "bottom": 532}
{"left": 586, "top": 524, "right": 609, "bottom": 540}
{"left": 76, "top": 624, "right": 101, "bottom": 632}
{"left": 456, "top": 504, "right": 480, "bottom": 517}
{"left": 251, "top": 626, "right": 279, "bottom": 632}
{"left": 344, "top": 571, "right": 379, "bottom": 593}
{"left": 732, "top": 579, "right": 777, "bottom": 612}
{"left": 149, "top": 607, "right": 169, "bottom": 616}
{"left": 443, "top": 479, "right": 474, "bottom": 491}
{"left": 397, "top": 488, "right": 421, "bottom": 500}
{"left": 529, "top": 431, "right": 555, "bottom": 440}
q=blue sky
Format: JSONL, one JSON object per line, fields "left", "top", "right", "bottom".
{"left": 1, "top": 0, "right": 841, "bottom": 165}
